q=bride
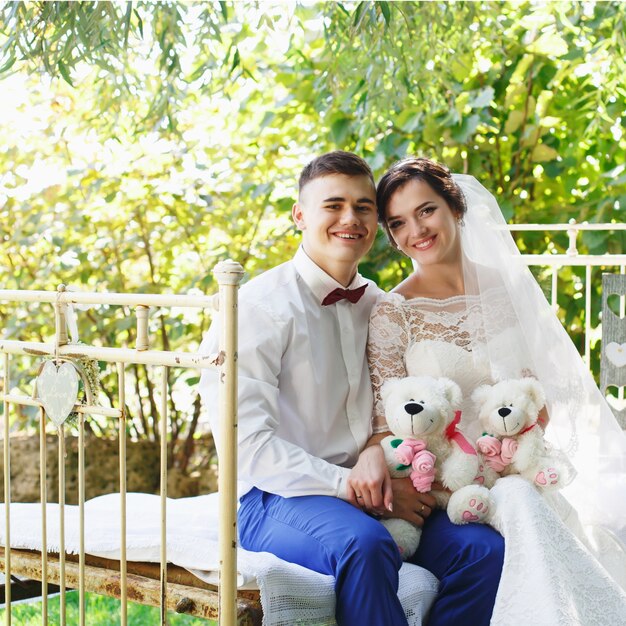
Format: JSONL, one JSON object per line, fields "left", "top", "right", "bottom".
{"left": 361, "top": 157, "right": 626, "bottom": 625}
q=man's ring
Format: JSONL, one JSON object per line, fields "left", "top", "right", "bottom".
{"left": 420, "top": 504, "right": 426, "bottom": 513}
{"left": 356, "top": 495, "right": 363, "bottom": 499}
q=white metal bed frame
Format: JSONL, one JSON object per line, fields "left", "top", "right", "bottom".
{"left": 0, "top": 259, "right": 246, "bottom": 625}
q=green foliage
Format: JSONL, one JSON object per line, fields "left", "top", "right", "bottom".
{"left": 0, "top": 591, "right": 215, "bottom": 625}
{"left": 0, "top": 1, "right": 624, "bottom": 441}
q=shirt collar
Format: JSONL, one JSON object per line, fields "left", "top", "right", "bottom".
{"left": 293, "top": 246, "right": 367, "bottom": 305}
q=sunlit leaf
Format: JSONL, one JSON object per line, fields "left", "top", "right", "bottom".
{"left": 531, "top": 144, "right": 559, "bottom": 162}
{"left": 527, "top": 32, "right": 569, "bottom": 57}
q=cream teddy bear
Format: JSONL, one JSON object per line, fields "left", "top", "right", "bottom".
{"left": 379, "top": 376, "right": 496, "bottom": 559}
{"left": 473, "top": 378, "right": 560, "bottom": 490}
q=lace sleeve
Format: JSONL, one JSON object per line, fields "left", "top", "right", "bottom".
{"left": 367, "top": 295, "right": 410, "bottom": 433}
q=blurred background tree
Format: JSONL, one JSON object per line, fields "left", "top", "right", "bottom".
{"left": 0, "top": 1, "right": 624, "bottom": 465}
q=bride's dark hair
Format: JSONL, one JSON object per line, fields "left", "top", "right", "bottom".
{"left": 376, "top": 157, "right": 467, "bottom": 247}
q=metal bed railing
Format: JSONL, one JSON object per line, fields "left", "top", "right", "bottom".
{"left": 0, "top": 259, "right": 244, "bottom": 625}
{"left": 509, "top": 220, "right": 626, "bottom": 367}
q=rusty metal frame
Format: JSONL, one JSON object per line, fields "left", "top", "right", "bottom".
{"left": 0, "top": 548, "right": 261, "bottom": 625}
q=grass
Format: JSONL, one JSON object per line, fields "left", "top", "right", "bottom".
{"left": 0, "top": 591, "right": 217, "bottom": 625}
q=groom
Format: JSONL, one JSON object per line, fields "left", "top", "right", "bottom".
{"left": 199, "top": 151, "right": 503, "bottom": 625}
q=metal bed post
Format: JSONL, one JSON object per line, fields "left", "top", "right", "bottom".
{"left": 3, "top": 352, "right": 10, "bottom": 626}
{"left": 213, "top": 260, "right": 244, "bottom": 625}
{"left": 118, "top": 362, "right": 128, "bottom": 626}
{"left": 54, "top": 287, "right": 69, "bottom": 626}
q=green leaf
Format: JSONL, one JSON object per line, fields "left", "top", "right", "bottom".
{"left": 531, "top": 144, "right": 559, "bottom": 162}
{"left": 260, "top": 111, "right": 275, "bottom": 130}
{"left": 440, "top": 107, "right": 461, "bottom": 128}
{"left": 504, "top": 110, "right": 525, "bottom": 134}
{"left": 367, "top": 150, "right": 386, "bottom": 172}
{"left": 133, "top": 9, "right": 144, "bottom": 37}
{"left": 451, "top": 114, "right": 480, "bottom": 143}
{"left": 57, "top": 60, "right": 74, "bottom": 86}
{"left": 0, "top": 54, "right": 16, "bottom": 74}
{"left": 379, "top": 1, "right": 391, "bottom": 26}
{"left": 468, "top": 87, "right": 495, "bottom": 109}
{"left": 330, "top": 116, "right": 351, "bottom": 144}
{"left": 122, "top": 1, "right": 133, "bottom": 46}
{"left": 544, "top": 161, "right": 564, "bottom": 178}
{"left": 450, "top": 56, "right": 470, "bottom": 82}
{"left": 352, "top": 1, "right": 366, "bottom": 27}
{"left": 396, "top": 109, "right": 421, "bottom": 133}
{"left": 581, "top": 230, "right": 608, "bottom": 254}
{"left": 230, "top": 48, "right": 240, "bottom": 73}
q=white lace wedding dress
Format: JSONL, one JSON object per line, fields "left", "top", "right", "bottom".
{"left": 368, "top": 293, "right": 626, "bottom": 626}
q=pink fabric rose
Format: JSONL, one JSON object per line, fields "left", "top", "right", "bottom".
{"left": 484, "top": 455, "right": 508, "bottom": 473}
{"left": 410, "top": 450, "right": 437, "bottom": 493}
{"left": 412, "top": 450, "right": 436, "bottom": 475}
{"left": 477, "top": 435, "right": 508, "bottom": 472}
{"left": 395, "top": 438, "right": 427, "bottom": 466}
{"left": 477, "top": 435, "right": 518, "bottom": 473}
{"left": 476, "top": 435, "right": 502, "bottom": 457}
{"left": 500, "top": 437, "right": 518, "bottom": 465}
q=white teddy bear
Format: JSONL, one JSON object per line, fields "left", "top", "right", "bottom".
{"left": 473, "top": 378, "right": 560, "bottom": 490}
{"left": 379, "top": 376, "right": 496, "bottom": 559}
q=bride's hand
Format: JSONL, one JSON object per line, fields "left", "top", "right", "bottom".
{"left": 386, "top": 478, "right": 437, "bottom": 527}
{"left": 346, "top": 445, "right": 393, "bottom": 515}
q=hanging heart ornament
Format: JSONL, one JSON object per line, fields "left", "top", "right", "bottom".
{"left": 37, "top": 361, "right": 79, "bottom": 427}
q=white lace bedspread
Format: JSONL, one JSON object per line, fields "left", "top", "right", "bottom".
{"left": 0, "top": 492, "right": 438, "bottom": 626}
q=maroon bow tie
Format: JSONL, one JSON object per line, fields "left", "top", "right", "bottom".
{"left": 322, "top": 284, "right": 368, "bottom": 306}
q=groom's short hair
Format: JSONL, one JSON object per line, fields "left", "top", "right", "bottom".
{"left": 298, "top": 151, "right": 375, "bottom": 197}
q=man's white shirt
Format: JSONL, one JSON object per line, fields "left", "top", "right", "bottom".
{"left": 198, "top": 247, "right": 381, "bottom": 500}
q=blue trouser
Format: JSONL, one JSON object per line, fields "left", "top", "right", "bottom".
{"left": 238, "top": 488, "right": 504, "bottom": 626}
{"left": 409, "top": 509, "right": 504, "bottom": 625}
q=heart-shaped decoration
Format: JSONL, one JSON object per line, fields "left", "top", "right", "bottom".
{"left": 37, "top": 361, "right": 79, "bottom": 427}
{"left": 606, "top": 342, "right": 626, "bottom": 368}
{"left": 606, "top": 294, "right": 626, "bottom": 319}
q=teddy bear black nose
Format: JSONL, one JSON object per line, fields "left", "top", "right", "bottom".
{"left": 404, "top": 402, "right": 423, "bottom": 416}
{"left": 498, "top": 407, "right": 511, "bottom": 417}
